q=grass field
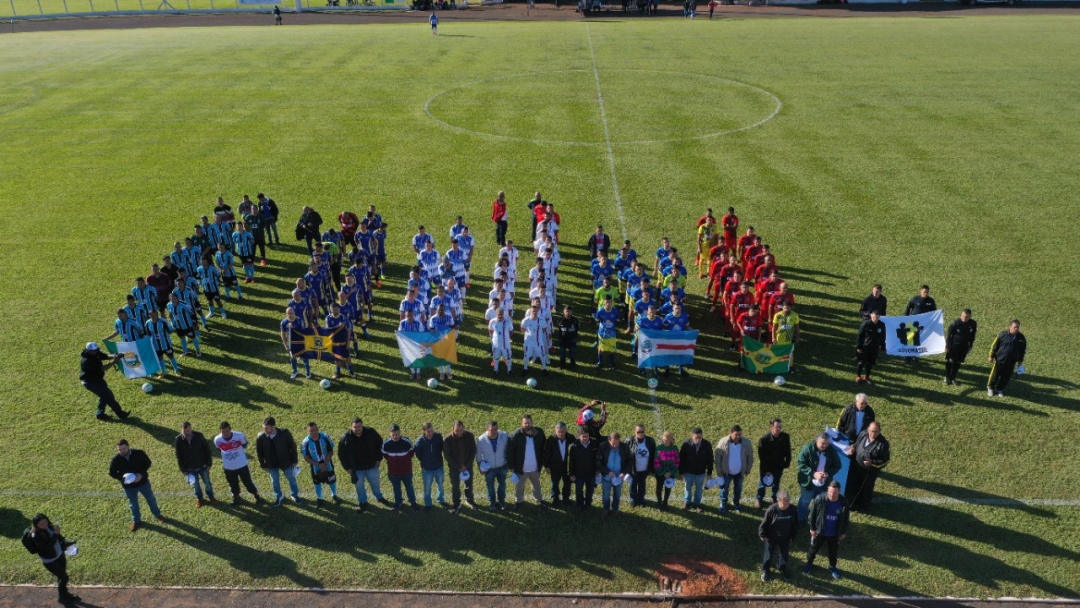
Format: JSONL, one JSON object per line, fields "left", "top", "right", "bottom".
{"left": 2, "top": 15, "right": 1080, "bottom": 598}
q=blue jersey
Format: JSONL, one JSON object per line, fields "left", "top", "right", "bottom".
{"left": 288, "top": 297, "right": 313, "bottom": 325}
{"left": 180, "top": 246, "right": 202, "bottom": 276}
{"left": 325, "top": 312, "right": 352, "bottom": 335}
{"left": 400, "top": 298, "right": 426, "bottom": 323}
{"left": 660, "top": 287, "right": 686, "bottom": 303}
{"left": 173, "top": 286, "right": 201, "bottom": 310}
{"left": 114, "top": 316, "right": 144, "bottom": 341}
{"left": 348, "top": 264, "right": 371, "bottom": 292}
{"left": 413, "top": 233, "right": 434, "bottom": 252}
{"left": 615, "top": 249, "right": 638, "bottom": 271}
{"left": 592, "top": 261, "right": 615, "bottom": 288}
{"left": 280, "top": 316, "right": 307, "bottom": 334}
{"left": 419, "top": 249, "right": 440, "bottom": 273}
{"left": 215, "top": 250, "right": 237, "bottom": 278}
{"left": 131, "top": 284, "right": 157, "bottom": 309}
{"left": 457, "top": 234, "right": 474, "bottom": 261}
{"left": 656, "top": 246, "right": 672, "bottom": 263}
{"left": 169, "top": 250, "right": 185, "bottom": 274}
{"left": 429, "top": 13, "right": 438, "bottom": 25}
{"left": 167, "top": 301, "right": 198, "bottom": 331}
{"left": 637, "top": 315, "right": 665, "bottom": 331}
{"left": 305, "top": 272, "right": 327, "bottom": 303}
{"left": 398, "top": 319, "right": 423, "bottom": 332}
{"left": 232, "top": 231, "right": 255, "bottom": 257}
{"left": 446, "top": 249, "right": 468, "bottom": 277}
{"left": 449, "top": 224, "right": 466, "bottom": 240}
{"left": 338, "top": 298, "right": 359, "bottom": 323}
{"left": 634, "top": 298, "right": 656, "bottom": 319}
{"left": 595, "top": 308, "right": 619, "bottom": 339}
{"left": 301, "top": 432, "right": 336, "bottom": 471}
{"left": 145, "top": 318, "right": 173, "bottom": 351}
{"left": 208, "top": 223, "right": 232, "bottom": 249}
{"left": 429, "top": 313, "right": 455, "bottom": 331}
{"left": 444, "top": 287, "right": 463, "bottom": 317}
{"left": 374, "top": 231, "right": 387, "bottom": 257}
{"left": 366, "top": 213, "right": 383, "bottom": 230}
{"left": 663, "top": 312, "right": 691, "bottom": 332}
{"left": 429, "top": 295, "right": 451, "bottom": 318}
{"left": 355, "top": 231, "right": 376, "bottom": 256}
{"left": 127, "top": 302, "right": 153, "bottom": 328}
{"left": 198, "top": 265, "right": 222, "bottom": 293}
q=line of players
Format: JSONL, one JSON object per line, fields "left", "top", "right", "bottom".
{"left": 281, "top": 210, "right": 391, "bottom": 381}
{"left": 105, "top": 197, "right": 273, "bottom": 379}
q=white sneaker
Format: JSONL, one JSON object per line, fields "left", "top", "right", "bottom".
{"left": 987, "top": 388, "right": 995, "bottom": 397}
{"left": 207, "top": 310, "right": 215, "bottom": 319}
{"left": 290, "top": 372, "right": 298, "bottom": 379}
{"left": 996, "top": 391, "right": 1005, "bottom": 397}
{"left": 221, "top": 311, "right": 228, "bottom": 319}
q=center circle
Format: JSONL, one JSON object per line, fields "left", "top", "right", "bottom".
{"left": 424, "top": 70, "right": 780, "bottom": 146}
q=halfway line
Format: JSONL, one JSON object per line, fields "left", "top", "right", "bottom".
{"left": 585, "top": 24, "right": 628, "bottom": 243}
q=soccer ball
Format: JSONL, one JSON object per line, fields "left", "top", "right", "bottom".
{"left": 141, "top": 382, "right": 154, "bottom": 393}
{"left": 427, "top": 378, "right": 439, "bottom": 389}
{"left": 774, "top": 376, "right": 786, "bottom": 386}
{"left": 526, "top": 377, "right": 538, "bottom": 388}
{"left": 320, "top": 379, "right": 331, "bottom": 390}
{"left": 647, "top": 377, "right": 659, "bottom": 389}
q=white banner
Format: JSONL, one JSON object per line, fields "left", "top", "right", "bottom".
{"left": 881, "top": 310, "right": 945, "bottom": 357}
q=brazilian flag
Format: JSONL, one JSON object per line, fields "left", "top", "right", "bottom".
{"left": 741, "top": 336, "right": 793, "bottom": 374}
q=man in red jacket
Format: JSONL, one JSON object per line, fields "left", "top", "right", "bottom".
{"left": 492, "top": 190, "right": 508, "bottom": 246}
{"left": 338, "top": 210, "right": 360, "bottom": 252}
{"left": 381, "top": 424, "right": 419, "bottom": 512}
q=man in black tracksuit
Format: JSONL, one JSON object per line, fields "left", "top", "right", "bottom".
{"left": 557, "top": 306, "right": 579, "bottom": 367}
{"left": 567, "top": 427, "right": 599, "bottom": 512}
{"left": 756, "top": 418, "right": 791, "bottom": 508}
{"left": 904, "top": 284, "right": 937, "bottom": 316}
{"left": 338, "top": 418, "right": 388, "bottom": 511}
{"left": 987, "top": 319, "right": 1027, "bottom": 397}
{"left": 859, "top": 284, "right": 887, "bottom": 321}
{"left": 856, "top": 311, "right": 886, "bottom": 384}
{"left": 757, "top": 491, "right": 798, "bottom": 582}
{"left": 945, "top": 308, "right": 978, "bottom": 385}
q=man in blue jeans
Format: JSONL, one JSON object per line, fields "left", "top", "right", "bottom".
{"left": 476, "top": 420, "right": 509, "bottom": 511}
{"left": 382, "top": 424, "right": 419, "bottom": 513}
{"left": 174, "top": 421, "right": 216, "bottom": 508}
{"left": 255, "top": 417, "right": 302, "bottom": 507}
{"left": 678, "top": 427, "right": 714, "bottom": 512}
{"left": 338, "top": 417, "right": 390, "bottom": 512}
{"left": 597, "top": 431, "right": 631, "bottom": 520}
{"left": 415, "top": 422, "right": 447, "bottom": 511}
{"left": 715, "top": 424, "right": 754, "bottom": 513}
{"left": 109, "top": 439, "right": 164, "bottom": 531}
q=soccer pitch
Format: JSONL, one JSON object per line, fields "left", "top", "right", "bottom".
{"left": 2, "top": 14, "right": 1080, "bottom": 598}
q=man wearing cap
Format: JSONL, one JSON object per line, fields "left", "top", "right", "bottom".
{"left": 80, "top": 342, "right": 129, "bottom": 421}
{"left": 844, "top": 421, "right": 890, "bottom": 512}
{"left": 175, "top": 421, "right": 215, "bottom": 508}
{"left": 476, "top": 420, "right": 509, "bottom": 511}
{"left": 715, "top": 425, "right": 754, "bottom": 513}
{"left": 415, "top": 422, "right": 448, "bottom": 511}
{"left": 213, "top": 421, "right": 260, "bottom": 505}
{"left": 109, "top": 439, "right": 164, "bottom": 531}
{"left": 803, "top": 481, "right": 850, "bottom": 580}
{"left": 678, "top": 427, "right": 714, "bottom": 512}
{"left": 543, "top": 422, "right": 573, "bottom": 507}
{"left": 758, "top": 489, "right": 798, "bottom": 582}
{"left": 443, "top": 420, "right": 477, "bottom": 514}
{"left": 382, "top": 424, "right": 419, "bottom": 513}
{"left": 507, "top": 414, "right": 547, "bottom": 510}
{"left": 756, "top": 418, "right": 791, "bottom": 509}
{"left": 255, "top": 417, "right": 302, "bottom": 507}
{"left": 576, "top": 400, "right": 607, "bottom": 445}
{"left": 837, "top": 393, "right": 875, "bottom": 444}
{"left": 625, "top": 424, "right": 656, "bottom": 508}
{"left": 567, "top": 426, "right": 599, "bottom": 513}
{"left": 338, "top": 418, "right": 389, "bottom": 513}
{"left": 597, "top": 431, "right": 632, "bottom": 519}
{"left": 796, "top": 433, "right": 841, "bottom": 523}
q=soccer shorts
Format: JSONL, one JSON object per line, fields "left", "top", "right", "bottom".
{"left": 223, "top": 276, "right": 239, "bottom": 287}
{"left": 239, "top": 255, "right": 255, "bottom": 265}
{"left": 376, "top": 254, "right": 386, "bottom": 264}
{"left": 492, "top": 346, "right": 510, "bottom": 361}
{"left": 156, "top": 347, "right": 175, "bottom": 358}
{"left": 175, "top": 327, "right": 195, "bottom": 338}
{"left": 205, "top": 290, "right": 220, "bottom": 302}
{"left": 524, "top": 344, "right": 544, "bottom": 360}
{"left": 332, "top": 345, "right": 351, "bottom": 359}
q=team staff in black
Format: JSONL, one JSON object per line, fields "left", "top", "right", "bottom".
{"left": 23, "top": 514, "right": 79, "bottom": 603}
{"left": 80, "top": 342, "right": 129, "bottom": 422}
{"left": 836, "top": 393, "right": 875, "bottom": 444}
{"left": 987, "top": 319, "right": 1027, "bottom": 397}
{"left": 856, "top": 311, "right": 886, "bottom": 384}
{"left": 543, "top": 422, "right": 573, "bottom": 507}
{"left": 904, "top": 284, "right": 937, "bottom": 315}
{"left": 557, "top": 305, "right": 579, "bottom": 367}
{"left": 844, "top": 421, "right": 890, "bottom": 512}
{"left": 859, "top": 284, "right": 887, "bottom": 320}
{"left": 755, "top": 418, "right": 791, "bottom": 509}
{"left": 945, "top": 308, "right": 978, "bottom": 385}
{"left": 757, "top": 490, "right": 798, "bottom": 582}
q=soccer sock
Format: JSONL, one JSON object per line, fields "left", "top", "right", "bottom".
{"left": 200, "top": 314, "right": 209, "bottom": 328}
{"left": 245, "top": 266, "right": 254, "bottom": 279}
{"left": 219, "top": 306, "right": 226, "bottom": 317}
{"left": 303, "top": 359, "right": 311, "bottom": 374}
{"left": 180, "top": 337, "right": 189, "bottom": 353}
{"left": 336, "top": 365, "right": 342, "bottom": 375}
{"left": 192, "top": 335, "right": 201, "bottom": 352}
{"left": 314, "top": 483, "right": 324, "bottom": 499}
{"left": 347, "top": 364, "right": 353, "bottom": 373}
{"left": 291, "top": 359, "right": 298, "bottom": 373}
{"left": 328, "top": 482, "right": 337, "bottom": 497}
{"left": 236, "top": 284, "right": 243, "bottom": 297}
{"left": 494, "top": 360, "right": 501, "bottom": 373}
{"left": 170, "top": 357, "right": 181, "bottom": 373}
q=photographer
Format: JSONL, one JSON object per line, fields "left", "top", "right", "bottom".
{"left": 23, "top": 514, "right": 79, "bottom": 603}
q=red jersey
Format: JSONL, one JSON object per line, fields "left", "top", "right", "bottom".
{"left": 708, "top": 258, "right": 727, "bottom": 280}
{"left": 492, "top": 199, "right": 507, "bottom": 222}
{"left": 696, "top": 214, "right": 715, "bottom": 227}
{"left": 533, "top": 204, "right": 547, "bottom": 223}
{"left": 338, "top": 211, "right": 360, "bottom": 239}
{"left": 767, "top": 291, "right": 796, "bottom": 320}
{"left": 722, "top": 213, "right": 739, "bottom": 236}
{"left": 743, "top": 245, "right": 763, "bottom": 267}
{"left": 737, "top": 234, "right": 756, "bottom": 257}
{"left": 729, "top": 291, "right": 755, "bottom": 321}
{"left": 735, "top": 312, "right": 764, "bottom": 340}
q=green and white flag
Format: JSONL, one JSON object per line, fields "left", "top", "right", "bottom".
{"left": 105, "top": 337, "right": 162, "bottom": 379}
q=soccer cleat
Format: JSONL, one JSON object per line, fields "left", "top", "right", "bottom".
{"left": 761, "top": 570, "right": 769, "bottom": 582}
{"left": 987, "top": 388, "right": 995, "bottom": 396}
{"left": 274, "top": 497, "right": 284, "bottom": 507}
{"left": 864, "top": 378, "right": 874, "bottom": 385}
{"left": 305, "top": 372, "right": 312, "bottom": 379}
{"left": 856, "top": 376, "right": 864, "bottom": 384}
{"left": 232, "top": 496, "right": 242, "bottom": 506}
{"left": 996, "top": 391, "right": 1005, "bottom": 397}
{"left": 316, "top": 499, "right": 324, "bottom": 509}
{"left": 830, "top": 567, "right": 841, "bottom": 580}
{"left": 333, "top": 495, "right": 342, "bottom": 504}
{"left": 290, "top": 372, "right": 299, "bottom": 379}
{"left": 155, "top": 515, "right": 166, "bottom": 523}
{"left": 130, "top": 522, "right": 139, "bottom": 532}
{"left": 802, "top": 564, "right": 813, "bottom": 575}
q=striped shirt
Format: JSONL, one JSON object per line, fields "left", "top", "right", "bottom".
{"left": 197, "top": 265, "right": 222, "bottom": 293}
{"left": 114, "top": 316, "right": 144, "bottom": 341}
{"left": 131, "top": 285, "right": 157, "bottom": 309}
{"left": 400, "top": 298, "right": 426, "bottom": 323}
{"left": 412, "top": 233, "right": 434, "bottom": 252}
{"left": 429, "top": 313, "right": 455, "bottom": 331}
{"left": 126, "top": 302, "right": 153, "bottom": 327}
{"left": 167, "top": 301, "right": 198, "bottom": 331}
{"left": 180, "top": 246, "right": 202, "bottom": 275}
{"left": 232, "top": 231, "right": 255, "bottom": 257}
{"left": 398, "top": 319, "right": 423, "bottom": 332}
{"left": 446, "top": 249, "right": 468, "bottom": 277}
{"left": 208, "top": 223, "right": 232, "bottom": 249}
{"left": 145, "top": 318, "right": 174, "bottom": 351}
{"left": 173, "top": 286, "right": 201, "bottom": 310}
{"left": 215, "top": 251, "right": 237, "bottom": 278}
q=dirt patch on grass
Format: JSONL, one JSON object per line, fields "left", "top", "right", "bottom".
{"left": 656, "top": 556, "right": 749, "bottom": 596}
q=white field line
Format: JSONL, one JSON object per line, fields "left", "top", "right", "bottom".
{"left": 585, "top": 24, "right": 627, "bottom": 243}
{"left": 3, "top": 488, "right": 1080, "bottom": 506}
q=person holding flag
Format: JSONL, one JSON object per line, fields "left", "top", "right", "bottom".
{"left": 771, "top": 301, "right": 800, "bottom": 373}
{"left": 80, "top": 342, "right": 128, "bottom": 421}
{"left": 105, "top": 308, "right": 144, "bottom": 343}
{"left": 595, "top": 296, "right": 620, "bottom": 369}
{"left": 280, "top": 306, "right": 311, "bottom": 379}
{"left": 428, "top": 303, "right": 456, "bottom": 381}
{"left": 734, "top": 304, "right": 764, "bottom": 372}
{"left": 145, "top": 309, "right": 181, "bottom": 377}
{"left": 325, "top": 303, "right": 355, "bottom": 380}
{"left": 398, "top": 309, "right": 425, "bottom": 381}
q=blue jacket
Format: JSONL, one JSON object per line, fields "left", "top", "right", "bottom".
{"left": 415, "top": 432, "right": 445, "bottom": 471}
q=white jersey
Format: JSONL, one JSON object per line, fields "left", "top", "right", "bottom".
{"left": 530, "top": 288, "right": 555, "bottom": 311}
{"left": 498, "top": 246, "right": 519, "bottom": 275}
{"left": 489, "top": 318, "right": 513, "bottom": 349}
{"left": 485, "top": 306, "right": 499, "bottom": 322}
{"left": 521, "top": 316, "right": 543, "bottom": 348}
{"left": 214, "top": 431, "right": 251, "bottom": 471}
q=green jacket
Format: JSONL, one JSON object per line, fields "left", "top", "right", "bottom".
{"left": 796, "top": 441, "right": 841, "bottom": 490}
{"left": 807, "top": 492, "right": 850, "bottom": 537}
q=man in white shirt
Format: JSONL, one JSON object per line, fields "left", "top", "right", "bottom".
{"left": 214, "top": 421, "right": 261, "bottom": 505}
{"left": 520, "top": 305, "right": 548, "bottom": 375}
{"left": 715, "top": 424, "right": 754, "bottom": 514}
{"left": 488, "top": 308, "right": 513, "bottom": 376}
{"left": 475, "top": 420, "right": 509, "bottom": 511}
{"left": 508, "top": 414, "right": 547, "bottom": 510}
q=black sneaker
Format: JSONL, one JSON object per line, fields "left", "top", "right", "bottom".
{"left": 118, "top": 410, "right": 131, "bottom": 419}
{"left": 232, "top": 496, "right": 242, "bottom": 506}
{"left": 411, "top": 504, "right": 420, "bottom": 512}
{"left": 356, "top": 504, "right": 367, "bottom": 513}
{"left": 377, "top": 497, "right": 391, "bottom": 506}
{"left": 315, "top": 498, "right": 324, "bottom": 509}
{"left": 96, "top": 413, "right": 111, "bottom": 421}
{"left": 780, "top": 568, "right": 791, "bottom": 581}
{"left": 761, "top": 570, "right": 770, "bottom": 583}
{"left": 332, "top": 496, "right": 342, "bottom": 505}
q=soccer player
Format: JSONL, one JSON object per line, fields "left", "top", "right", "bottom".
{"left": 772, "top": 301, "right": 801, "bottom": 372}
{"left": 301, "top": 423, "right": 341, "bottom": 508}
{"left": 400, "top": 287, "right": 427, "bottom": 326}
{"left": 280, "top": 306, "right": 311, "bottom": 379}
{"left": 428, "top": 303, "right": 456, "bottom": 381}
{"left": 167, "top": 292, "right": 202, "bottom": 358}
{"left": 325, "top": 302, "right": 355, "bottom": 379}
{"left": 987, "top": 319, "right": 1026, "bottom": 397}
{"left": 336, "top": 286, "right": 362, "bottom": 355}
{"left": 944, "top": 309, "right": 977, "bottom": 386}
{"left": 629, "top": 288, "right": 656, "bottom": 333}
{"left": 338, "top": 209, "right": 361, "bottom": 252}
{"left": 105, "top": 308, "right": 144, "bottom": 342}
{"left": 856, "top": 311, "right": 886, "bottom": 384}
{"left": 412, "top": 225, "right": 434, "bottom": 255}
{"left": 449, "top": 216, "right": 467, "bottom": 241}
{"left": 197, "top": 258, "right": 227, "bottom": 320}
{"left": 728, "top": 281, "right": 756, "bottom": 348}
{"left": 215, "top": 243, "right": 243, "bottom": 300}
{"left": 766, "top": 282, "right": 795, "bottom": 330}
{"left": 488, "top": 306, "right": 513, "bottom": 376}
{"left": 244, "top": 204, "right": 268, "bottom": 266}
{"left": 321, "top": 231, "right": 343, "bottom": 292}
{"left": 174, "top": 277, "right": 210, "bottom": 329}
{"left": 304, "top": 262, "right": 329, "bottom": 317}
{"left": 124, "top": 294, "right": 151, "bottom": 329}
{"left": 595, "top": 296, "right": 620, "bottom": 369}
{"left": 594, "top": 276, "right": 619, "bottom": 311}
{"left": 734, "top": 304, "right": 764, "bottom": 370}
{"left": 373, "top": 222, "right": 388, "bottom": 287}
{"left": 429, "top": 11, "right": 438, "bottom": 34}
{"left": 663, "top": 302, "right": 692, "bottom": 377}
{"left": 444, "top": 277, "right": 465, "bottom": 325}
{"left": 721, "top": 207, "right": 739, "bottom": 256}
{"left": 418, "top": 239, "right": 440, "bottom": 281}
{"left": 132, "top": 277, "right": 158, "bottom": 317}
{"left": 289, "top": 286, "right": 315, "bottom": 329}
{"left": 145, "top": 309, "right": 181, "bottom": 376}
{"left": 232, "top": 223, "right": 257, "bottom": 285}
{"left": 905, "top": 284, "right": 937, "bottom": 316}
{"left": 696, "top": 216, "right": 719, "bottom": 278}
{"left": 654, "top": 238, "right": 673, "bottom": 281}
{"left": 520, "top": 304, "right": 547, "bottom": 376}
{"left": 398, "top": 309, "right": 425, "bottom": 381}
{"left": 458, "top": 226, "right": 475, "bottom": 288}
{"left": 347, "top": 254, "right": 374, "bottom": 323}
{"left": 208, "top": 214, "right": 233, "bottom": 252}
{"left": 592, "top": 253, "right": 616, "bottom": 290}
{"left": 445, "top": 239, "right": 468, "bottom": 294}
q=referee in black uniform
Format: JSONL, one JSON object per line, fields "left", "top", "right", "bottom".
{"left": 944, "top": 309, "right": 977, "bottom": 385}
{"left": 987, "top": 320, "right": 1027, "bottom": 397}
{"left": 904, "top": 285, "right": 937, "bottom": 365}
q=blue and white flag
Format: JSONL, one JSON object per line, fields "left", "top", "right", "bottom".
{"left": 636, "top": 329, "right": 699, "bottom": 369}
{"left": 881, "top": 310, "right": 945, "bottom": 357}
{"left": 104, "top": 338, "right": 163, "bottom": 379}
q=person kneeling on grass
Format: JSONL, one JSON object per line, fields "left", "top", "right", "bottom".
{"left": 302, "top": 422, "right": 341, "bottom": 508}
